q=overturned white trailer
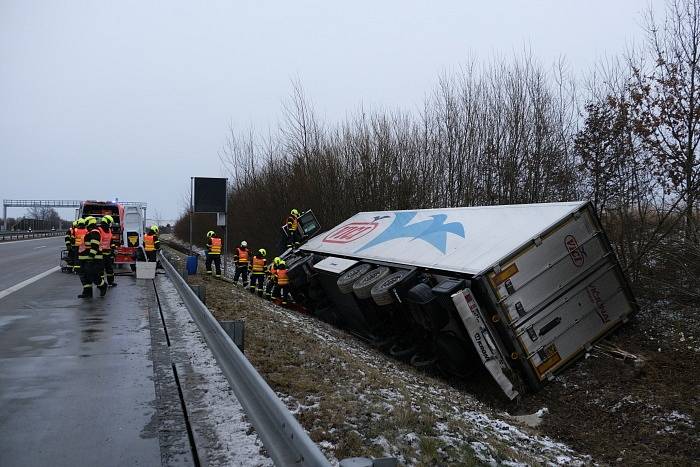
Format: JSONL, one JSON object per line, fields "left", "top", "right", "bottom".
{"left": 284, "top": 201, "right": 637, "bottom": 399}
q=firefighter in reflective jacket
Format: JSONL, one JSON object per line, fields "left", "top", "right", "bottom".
{"left": 99, "top": 215, "right": 117, "bottom": 287}
{"left": 273, "top": 260, "right": 290, "bottom": 305}
{"left": 233, "top": 241, "right": 250, "bottom": 286}
{"left": 264, "top": 256, "right": 281, "bottom": 300}
{"left": 249, "top": 249, "right": 267, "bottom": 295}
{"left": 143, "top": 226, "right": 160, "bottom": 262}
{"left": 78, "top": 216, "right": 108, "bottom": 298}
{"left": 286, "top": 208, "right": 300, "bottom": 248}
{"left": 73, "top": 218, "right": 88, "bottom": 274}
{"left": 65, "top": 221, "right": 77, "bottom": 268}
{"left": 205, "top": 230, "right": 222, "bottom": 278}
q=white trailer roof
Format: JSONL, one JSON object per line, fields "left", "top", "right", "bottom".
{"left": 301, "top": 201, "right": 588, "bottom": 275}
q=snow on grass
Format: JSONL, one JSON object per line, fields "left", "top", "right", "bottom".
{"left": 163, "top": 243, "right": 593, "bottom": 465}
{"left": 237, "top": 288, "right": 591, "bottom": 465}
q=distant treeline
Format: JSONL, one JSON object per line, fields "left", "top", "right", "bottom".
{"left": 176, "top": 0, "right": 700, "bottom": 303}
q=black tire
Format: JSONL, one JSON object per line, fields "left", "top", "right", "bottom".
{"left": 337, "top": 263, "right": 372, "bottom": 294}
{"left": 371, "top": 270, "right": 412, "bottom": 306}
{"left": 352, "top": 266, "right": 391, "bottom": 299}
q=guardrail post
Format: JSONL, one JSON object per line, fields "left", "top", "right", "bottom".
{"left": 220, "top": 320, "right": 245, "bottom": 352}
{"left": 189, "top": 284, "right": 206, "bottom": 304}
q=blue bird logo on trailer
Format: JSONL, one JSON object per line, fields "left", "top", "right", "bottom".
{"left": 355, "top": 211, "right": 465, "bottom": 254}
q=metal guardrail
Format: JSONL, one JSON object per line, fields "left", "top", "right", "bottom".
{"left": 159, "top": 251, "right": 332, "bottom": 467}
{"left": 0, "top": 230, "right": 64, "bottom": 242}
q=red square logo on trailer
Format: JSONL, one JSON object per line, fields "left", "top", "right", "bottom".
{"left": 323, "top": 222, "right": 380, "bottom": 244}
{"left": 565, "top": 235, "right": 586, "bottom": 267}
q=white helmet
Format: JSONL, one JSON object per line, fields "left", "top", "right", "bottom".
{"left": 240, "top": 240, "right": 247, "bottom": 247}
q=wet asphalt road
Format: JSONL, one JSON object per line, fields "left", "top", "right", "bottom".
{"left": 0, "top": 235, "right": 65, "bottom": 290}
{"left": 0, "top": 270, "right": 164, "bottom": 466}
{"left": 0, "top": 238, "right": 197, "bottom": 467}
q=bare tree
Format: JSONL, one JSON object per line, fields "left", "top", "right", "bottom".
{"left": 631, "top": 0, "right": 700, "bottom": 241}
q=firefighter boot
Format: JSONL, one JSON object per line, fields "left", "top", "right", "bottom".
{"left": 78, "top": 285, "right": 93, "bottom": 299}
{"left": 98, "top": 279, "right": 108, "bottom": 297}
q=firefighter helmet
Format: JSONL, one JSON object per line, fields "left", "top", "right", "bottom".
{"left": 103, "top": 215, "right": 114, "bottom": 224}
{"left": 86, "top": 216, "right": 97, "bottom": 227}
{"left": 77, "top": 218, "right": 86, "bottom": 226}
{"left": 207, "top": 231, "right": 215, "bottom": 237}
{"left": 151, "top": 225, "right": 159, "bottom": 232}
{"left": 273, "top": 256, "right": 281, "bottom": 265}
{"left": 291, "top": 209, "right": 299, "bottom": 217}
{"left": 259, "top": 248, "right": 267, "bottom": 257}
{"left": 72, "top": 221, "right": 77, "bottom": 227}
{"left": 240, "top": 240, "right": 247, "bottom": 247}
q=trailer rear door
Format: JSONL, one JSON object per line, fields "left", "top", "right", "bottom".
{"left": 480, "top": 203, "right": 637, "bottom": 382}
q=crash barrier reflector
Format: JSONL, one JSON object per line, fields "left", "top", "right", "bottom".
{"left": 0, "top": 230, "right": 65, "bottom": 242}
{"left": 159, "top": 251, "right": 332, "bottom": 467}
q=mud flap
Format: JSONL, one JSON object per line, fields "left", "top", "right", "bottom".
{"left": 452, "top": 289, "right": 519, "bottom": 400}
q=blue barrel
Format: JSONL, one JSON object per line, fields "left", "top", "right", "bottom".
{"left": 186, "top": 255, "right": 198, "bottom": 275}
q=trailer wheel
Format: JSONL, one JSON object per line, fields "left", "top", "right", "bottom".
{"left": 353, "top": 266, "right": 391, "bottom": 299}
{"left": 371, "top": 270, "right": 412, "bottom": 306}
{"left": 337, "top": 263, "right": 372, "bottom": 294}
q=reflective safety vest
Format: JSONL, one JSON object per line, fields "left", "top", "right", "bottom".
{"left": 75, "top": 228, "right": 88, "bottom": 252}
{"left": 144, "top": 234, "right": 156, "bottom": 252}
{"left": 276, "top": 268, "right": 289, "bottom": 286}
{"left": 236, "top": 247, "right": 249, "bottom": 263}
{"left": 209, "top": 237, "right": 222, "bottom": 255}
{"left": 99, "top": 227, "right": 113, "bottom": 252}
{"left": 251, "top": 256, "right": 266, "bottom": 273}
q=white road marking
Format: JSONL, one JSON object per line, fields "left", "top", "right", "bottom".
{"left": 0, "top": 266, "right": 60, "bottom": 300}
{"left": 0, "top": 236, "right": 62, "bottom": 246}
{"left": 34, "top": 246, "right": 47, "bottom": 249}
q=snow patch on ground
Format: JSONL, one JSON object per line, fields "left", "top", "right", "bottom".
{"left": 157, "top": 275, "right": 272, "bottom": 467}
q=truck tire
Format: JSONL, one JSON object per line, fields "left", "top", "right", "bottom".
{"left": 371, "top": 270, "right": 412, "bottom": 306}
{"left": 337, "top": 263, "right": 372, "bottom": 294}
{"left": 353, "top": 266, "right": 391, "bottom": 300}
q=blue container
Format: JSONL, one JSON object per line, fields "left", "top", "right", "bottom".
{"left": 186, "top": 255, "right": 198, "bottom": 275}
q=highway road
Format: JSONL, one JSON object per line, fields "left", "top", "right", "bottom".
{"left": 0, "top": 235, "right": 64, "bottom": 295}
{"left": 0, "top": 237, "right": 267, "bottom": 466}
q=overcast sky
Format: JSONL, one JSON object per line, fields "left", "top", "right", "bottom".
{"left": 1, "top": 0, "right": 658, "bottom": 222}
